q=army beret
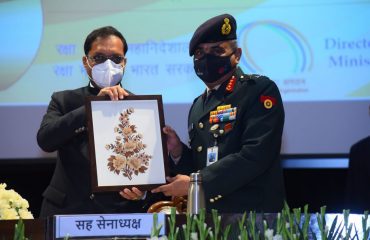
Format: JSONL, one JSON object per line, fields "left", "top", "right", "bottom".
{"left": 189, "top": 13, "right": 237, "bottom": 56}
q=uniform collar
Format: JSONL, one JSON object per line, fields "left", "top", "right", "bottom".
{"left": 206, "top": 84, "right": 221, "bottom": 94}
{"left": 202, "top": 67, "right": 238, "bottom": 99}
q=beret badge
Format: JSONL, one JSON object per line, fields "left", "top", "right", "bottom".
{"left": 221, "top": 18, "right": 231, "bottom": 35}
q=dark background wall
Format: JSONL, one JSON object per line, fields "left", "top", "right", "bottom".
{"left": 0, "top": 158, "right": 355, "bottom": 218}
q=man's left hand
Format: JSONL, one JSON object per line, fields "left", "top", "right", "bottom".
{"left": 151, "top": 174, "right": 190, "bottom": 197}
{"left": 98, "top": 85, "right": 129, "bottom": 101}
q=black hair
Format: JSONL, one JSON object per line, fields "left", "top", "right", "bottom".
{"left": 83, "top": 26, "right": 128, "bottom": 55}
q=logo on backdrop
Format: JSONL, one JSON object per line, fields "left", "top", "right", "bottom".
{"left": 238, "top": 20, "right": 313, "bottom": 74}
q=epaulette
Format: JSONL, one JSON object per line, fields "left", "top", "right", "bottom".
{"left": 245, "top": 74, "right": 269, "bottom": 83}
{"left": 250, "top": 74, "right": 266, "bottom": 79}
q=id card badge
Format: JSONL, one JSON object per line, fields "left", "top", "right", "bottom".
{"left": 207, "top": 146, "right": 219, "bottom": 166}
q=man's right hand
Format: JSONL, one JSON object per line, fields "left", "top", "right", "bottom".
{"left": 97, "top": 85, "right": 129, "bottom": 100}
{"left": 163, "top": 125, "right": 183, "bottom": 159}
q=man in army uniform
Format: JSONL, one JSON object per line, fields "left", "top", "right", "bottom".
{"left": 154, "top": 13, "right": 286, "bottom": 213}
{"left": 124, "top": 14, "right": 286, "bottom": 213}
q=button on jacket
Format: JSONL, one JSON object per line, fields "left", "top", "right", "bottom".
{"left": 37, "top": 85, "right": 147, "bottom": 216}
{"left": 170, "top": 67, "right": 285, "bottom": 213}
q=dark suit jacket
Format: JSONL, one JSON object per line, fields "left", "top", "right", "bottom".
{"left": 346, "top": 136, "right": 370, "bottom": 213}
{"left": 171, "top": 67, "right": 285, "bottom": 213}
{"left": 37, "top": 85, "right": 149, "bottom": 217}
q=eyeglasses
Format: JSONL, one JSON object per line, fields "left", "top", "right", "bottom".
{"left": 87, "top": 54, "right": 126, "bottom": 65}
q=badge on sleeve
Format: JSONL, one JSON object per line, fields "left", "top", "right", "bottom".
{"left": 207, "top": 146, "right": 219, "bottom": 166}
{"left": 260, "top": 95, "right": 276, "bottom": 109}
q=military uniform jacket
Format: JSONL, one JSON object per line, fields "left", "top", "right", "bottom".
{"left": 37, "top": 85, "right": 145, "bottom": 217}
{"left": 171, "top": 67, "right": 285, "bottom": 213}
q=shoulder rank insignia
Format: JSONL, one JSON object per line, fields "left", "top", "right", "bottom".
{"left": 221, "top": 18, "right": 231, "bottom": 35}
{"left": 225, "top": 75, "right": 236, "bottom": 93}
{"left": 260, "top": 95, "right": 276, "bottom": 109}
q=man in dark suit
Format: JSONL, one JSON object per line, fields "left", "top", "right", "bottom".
{"left": 151, "top": 14, "right": 286, "bottom": 213}
{"left": 37, "top": 26, "right": 148, "bottom": 217}
{"left": 346, "top": 136, "right": 370, "bottom": 213}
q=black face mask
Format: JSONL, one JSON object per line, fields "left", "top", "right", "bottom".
{"left": 194, "top": 53, "right": 234, "bottom": 84}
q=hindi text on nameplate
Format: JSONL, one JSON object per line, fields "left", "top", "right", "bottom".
{"left": 54, "top": 213, "right": 165, "bottom": 238}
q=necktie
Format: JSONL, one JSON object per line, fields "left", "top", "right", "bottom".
{"left": 204, "top": 89, "right": 215, "bottom": 105}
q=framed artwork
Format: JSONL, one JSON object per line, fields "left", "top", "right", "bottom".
{"left": 86, "top": 95, "right": 168, "bottom": 192}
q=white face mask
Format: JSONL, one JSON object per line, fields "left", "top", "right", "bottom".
{"left": 87, "top": 59, "right": 124, "bottom": 88}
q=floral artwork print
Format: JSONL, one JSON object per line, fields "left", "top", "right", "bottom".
{"left": 105, "top": 107, "right": 152, "bottom": 180}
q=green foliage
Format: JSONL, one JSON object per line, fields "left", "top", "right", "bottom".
{"left": 194, "top": 208, "right": 211, "bottom": 240}
{"left": 222, "top": 224, "right": 232, "bottom": 240}
{"left": 12, "top": 204, "right": 370, "bottom": 240}
{"left": 238, "top": 212, "right": 248, "bottom": 240}
{"left": 209, "top": 209, "right": 220, "bottom": 240}
{"left": 302, "top": 204, "right": 311, "bottom": 240}
{"left": 317, "top": 206, "right": 328, "bottom": 240}
{"left": 167, "top": 207, "right": 179, "bottom": 240}
{"left": 248, "top": 211, "right": 259, "bottom": 240}
{"left": 362, "top": 211, "right": 369, "bottom": 240}
{"left": 182, "top": 212, "right": 193, "bottom": 240}
{"left": 13, "top": 218, "right": 27, "bottom": 240}
{"left": 151, "top": 213, "right": 163, "bottom": 238}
